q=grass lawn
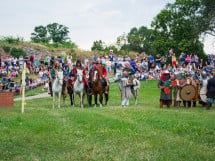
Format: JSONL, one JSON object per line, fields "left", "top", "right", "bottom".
{"left": 0, "top": 80, "right": 215, "bottom": 161}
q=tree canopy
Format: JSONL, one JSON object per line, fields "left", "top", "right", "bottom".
{"left": 31, "top": 23, "right": 70, "bottom": 44}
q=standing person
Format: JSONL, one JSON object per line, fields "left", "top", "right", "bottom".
{"left": 67, "top": 53, "right": 73, "bottom": 67}
{"left": 120, "top": 71, "right": 132, "bottom": 107}
{"left": 172, "top": 53, "right": 177, "bottom": 67}
{"left": 155, "top": 54, "right": 161, "bottom": 68}
{"left": 168, "top": 48, "right": 173, "bottom": 65}
{"left": 158, "top": 70, "right": 173, "bottom": 108}
{"left": 206, "top": 69, "right": 215, "bottom": 109}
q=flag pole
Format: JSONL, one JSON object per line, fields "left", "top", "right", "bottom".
{"left": 21, "top": 62, "right": 26, "bottom": 114}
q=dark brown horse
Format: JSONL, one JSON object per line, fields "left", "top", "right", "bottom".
{"left": 66, "top": 77, "right": 74, "bottom": 106}
{"left": 88, "top": 66, "right": 108, "bottom": 107}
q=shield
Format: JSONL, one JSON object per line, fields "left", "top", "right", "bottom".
{"left": 200, "top": 87, "right": 207, "bottom": 103}
{"left": 180, "top": 84, "right": 196, "bottom": 101}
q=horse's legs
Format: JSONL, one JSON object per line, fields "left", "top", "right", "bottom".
{"left": 135, "top": 90, "right": 138, "bottom": 105}
{"left": 104, "top": 85, "right": 109, "bottom": 105}
{"left": 53, "top": 93, "right": 55, "bottom": 109}
{"left": 58, "top": 92, "right": 61, "bottom": 108}
{"left": 80, "top": 92, "right": 83, "bottom": 108}
{"left": 104, "top": 93, "right": 108, "bottom": 105}
{"left": 87, "top": 94, "right": 92, "bottom": 106}
{"left": 73, "top": 92, "right": 75, "bottom": 107}
{"left": 71, "top": 93, "right": 74, "bottom": 106}
{"left": 99, "top": 93, "right": 103, "bottom": 107}
{"left": 94, "top": 94, "right": 97, "bottom": 107}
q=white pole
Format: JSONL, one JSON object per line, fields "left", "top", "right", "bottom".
{"left": 21, "top": 63, "right": 26, "bottom": 114}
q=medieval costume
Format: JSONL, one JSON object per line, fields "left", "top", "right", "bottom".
{"left": 199, "top": 71, "right": 209, "bottom": 107}
{"left": 70, "top": 59, "right": 88, "bottom": 92}
{"left": 93, "top": 58, "right": 108, "bottom": 93}
{"left": 206, "top": 69, "right": 215, "bottom": 109}
{"left": 120, "top": 71, "right": 132, "bottom": 107}
{"left": 158, "top": 70, "right": 172, "bottom": 108}
{"left": 49, "top": 61, "right": 62, "bottom": 96}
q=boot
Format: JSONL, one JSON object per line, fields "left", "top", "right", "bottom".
{"left": 160, "top": 101, "right": 163, "bottom": 108}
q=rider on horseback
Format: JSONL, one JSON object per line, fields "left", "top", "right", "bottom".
{"left": 93, "top": 58, "right": 108, "bottom": 94}
{"left": 49, "top": 60, "right": 62, "bottom": 96}
{"left": 69, "top": 59, "right": 89, "bottom": 93}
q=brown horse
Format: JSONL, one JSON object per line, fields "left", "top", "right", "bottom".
{"left": 88, "top": 66, "right": 108, "bottom": 107}
{"left": 66, "top": 77, "right": 74, "bottom": 106}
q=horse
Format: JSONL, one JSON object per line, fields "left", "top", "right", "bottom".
{"left": 131, "top": 77, "right": 141, "bottom": 105}
{"left": 89, "top": 67, "right": 108, "bottom": 107}
{"left": 73, "top": 69, "right": 85, "bottom": 108}
{"left": 67, "top": 78, "right": 74, "bottom": 106}
{"left": 52, "top": 70, "right": 63, "bottom": 108}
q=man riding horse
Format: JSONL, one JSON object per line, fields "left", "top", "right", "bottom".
{"left": 69, "top": 59, "right": 89, "bottom": 92}
{"left": 92, "top": 58, "right": 108, "bottom": 94}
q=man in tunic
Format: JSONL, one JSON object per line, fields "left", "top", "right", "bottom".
{"left": 206, "top": 69, "right": 215, "bottom": 109}
{"left": 158, "top": 70, "right": 172, "bottom": 108}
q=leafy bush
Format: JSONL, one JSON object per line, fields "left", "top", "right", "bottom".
{"left": 2, "top": 46, "right": 11, "bottom": 53}
{"left": 10, "top": 47, "right": 26, "bottom": 58}
{"left": 0, "top": 36, "right": 23, "bottom": 44}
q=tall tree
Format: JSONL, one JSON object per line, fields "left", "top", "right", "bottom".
{"left": 46, "top": 23, "right": 70, "bottom": 43}
{"left": 31, "top": 25, "right": 49, "bottom": 43}
{"left": 91, "top": 40, "right": 105, "bottom": 51}
{"left": 151, "top": 0, "right": 215, "bottom": 57}
{"left": 127, "top": 26, "right": 155, "bottom": 54}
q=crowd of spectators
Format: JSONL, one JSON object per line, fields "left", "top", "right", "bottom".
{"left": 0, "top": 48, "right": 214, "bottom": 94}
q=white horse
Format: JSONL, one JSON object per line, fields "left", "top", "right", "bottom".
{"left": 52, "top": 70, "right": 63, "bottom": 108}
{"left": 73, "top": 69, "right": 85, "bottom": 108}
{"left": 131, "top": 77, "right": 141, "bottom": 105}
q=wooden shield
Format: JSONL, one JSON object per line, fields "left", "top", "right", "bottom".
{"left": 180, "top": 84, "right": 196, "bottom": 101}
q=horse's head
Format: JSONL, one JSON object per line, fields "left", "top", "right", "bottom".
{"left": 76, "top": 69, "right": 83, "bottom": 83}
{"left": 92, "top": 69, "right": 100, "bottom": 82}
{"left": 56, "top": 71, "right": 63, "bottom": 86}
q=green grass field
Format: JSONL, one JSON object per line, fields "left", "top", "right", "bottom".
{"left": 0, "top": 80, "right": 215, "bottom": 161}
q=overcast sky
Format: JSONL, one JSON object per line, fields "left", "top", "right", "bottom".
{"left": 0, "top": 0, "right": 214, "bottom": 54}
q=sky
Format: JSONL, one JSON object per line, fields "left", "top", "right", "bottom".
{"left": 0, "top": 0, "right": 214, "bottom": 54}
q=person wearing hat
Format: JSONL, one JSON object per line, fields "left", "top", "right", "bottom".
{"left": 158, "top": 70, "right": 172, "bottom": 108}
{"left": 206, "top": 68, "right": 215, "bottom": 109}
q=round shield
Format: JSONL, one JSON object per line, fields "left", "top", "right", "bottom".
{"left": 180, "top": 84, "right": 196, "bottom": 101}
{"left": 200, "top": 87, "right": 207, "bottom": 103}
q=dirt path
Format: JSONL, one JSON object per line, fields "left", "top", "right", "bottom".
{"left": 14, "top": 93, "right": 50, "bottom": 101}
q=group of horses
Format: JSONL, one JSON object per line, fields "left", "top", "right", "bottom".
{"left": 51, "top": 65, "right": 141, "bottom": 108}
{"left": 52, "top": 66, "right": 109, "bottom": 108}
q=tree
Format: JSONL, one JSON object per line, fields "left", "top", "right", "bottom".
{"left": 91, "top": 40, "right": 105, "bottom": 51}
{"left": 151, "top": 0, "right": 214, "bottom": 57}
{"left": 127, "top": 26, "right": 155, "bottom": 54}
{"left": 31, "top": 23, "right": 70, "bottom": 44}
{"left": 46, "top": 23, "right": 70, "bottom": 43}
{"left": 31, "top": 25, "right": 49, "bottom": 43}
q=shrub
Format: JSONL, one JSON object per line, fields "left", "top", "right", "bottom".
{"left": 10, "top": 48, "right": 26, "bottom": 58}
{"left": 2, "top": 46, "right": 11, "bottom": 53}
{"left": 1, "top": 36, "right": 23, "bottom": 44}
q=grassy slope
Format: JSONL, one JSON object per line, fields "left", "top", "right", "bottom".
{"left": 0, "top": 81, "right": 215, "bottom": 161}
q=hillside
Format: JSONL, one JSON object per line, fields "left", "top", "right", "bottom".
{"left": 0, "top": 41, "right": 98, "bottom": 62}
